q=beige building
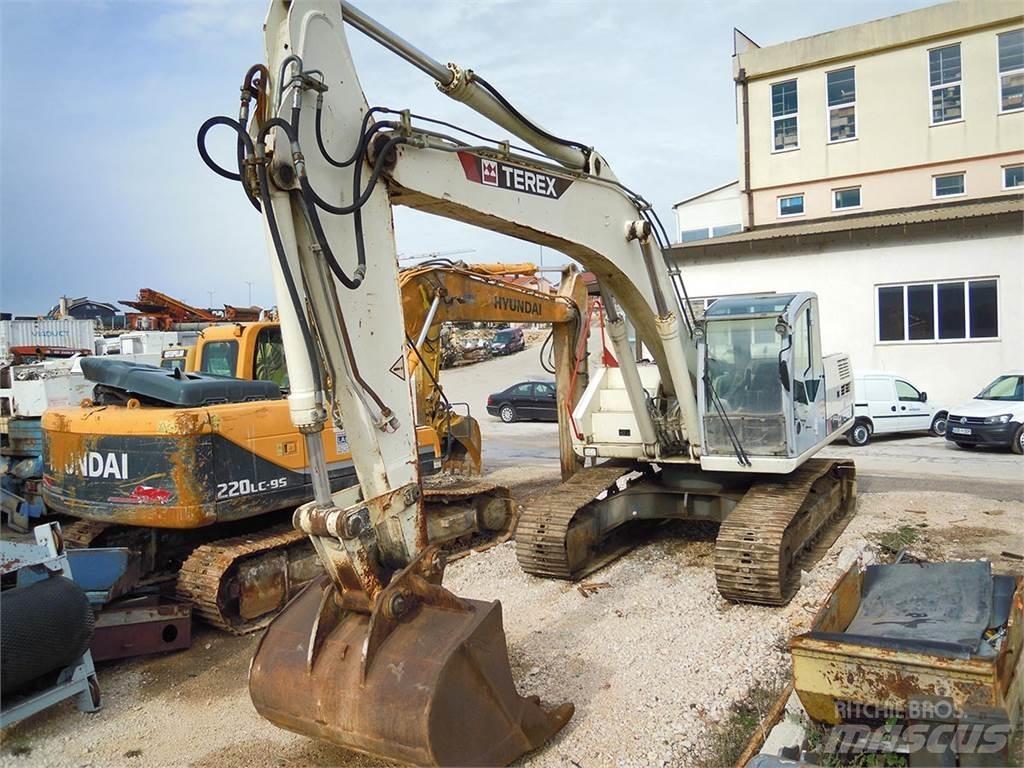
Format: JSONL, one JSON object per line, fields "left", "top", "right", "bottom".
{"left": 668, "top": 1, "right": 1024, "bottom": 406}
{"left": 734, "top": 0, "right": 1023, "bottom": 227}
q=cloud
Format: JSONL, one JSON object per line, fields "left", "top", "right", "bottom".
{"left": 149, "top": 0, "right": 263, "bottom": 42}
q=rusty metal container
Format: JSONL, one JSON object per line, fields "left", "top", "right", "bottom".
{"left": 790, "top": 563, "right": 1023, "bottom": 726}
{"left": 250, "top": 574, "right": 572, "bottom": 766}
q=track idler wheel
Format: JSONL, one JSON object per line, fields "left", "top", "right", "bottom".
{"left": 249, "top": 550, "right": 572, "bottom": 766}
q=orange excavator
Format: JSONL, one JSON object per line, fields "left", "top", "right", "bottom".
{"left": 42, "top": 265, "right": 586, "bottom": 633}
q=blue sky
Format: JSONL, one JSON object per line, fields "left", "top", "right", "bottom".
{"left": 1, "top": 0, "right": 936, "bottom": 317}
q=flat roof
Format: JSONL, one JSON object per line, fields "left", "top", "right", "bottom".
{"left": 668, "top": 195, "right": 1023, "bottom": 256}
{"left": 735, "top": 1, "right": 1022, "bottom": 80}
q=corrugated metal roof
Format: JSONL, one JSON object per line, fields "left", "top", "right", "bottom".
{"left": 669, "top": 195, "right": 1024, "bottom": 252}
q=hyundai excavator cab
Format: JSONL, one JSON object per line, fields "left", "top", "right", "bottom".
{"left": 197, "top": 1, "right": 854, "bottom": 763}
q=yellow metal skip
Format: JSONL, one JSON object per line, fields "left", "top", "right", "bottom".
{"left": 790, "top": 565, "right": 1023, "bottom": 726}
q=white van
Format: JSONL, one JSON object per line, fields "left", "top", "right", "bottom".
{"left": 845, "top": 372, "right": 947, "bottom": 446}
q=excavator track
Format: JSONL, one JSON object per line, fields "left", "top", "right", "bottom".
{"left": 515, "top": 466, "right": 632, "bottom": 579}
{"left": 714, "top": 458, "right": 856, "bottom": 605}
{"left": 63, "top": 519, "right": 113, "bottom": 550}
{"left": 176, "top": 524, "right": 317, "bottom": 635}
{"left": 175, "top": 483, "right": 517, "bottom": 634}
{"left": 423, "top": 478, "right": 517, "bottom": 559}
{"left": 63, "top": 482, "right": 521, "bottom": 635}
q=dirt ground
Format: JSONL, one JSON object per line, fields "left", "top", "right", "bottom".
{"left": 2, "top": 471, "right": 1021, "bottom": 768}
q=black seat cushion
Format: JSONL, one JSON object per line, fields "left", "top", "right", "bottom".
{"left": 81, "top": 358, "right": 281, "bottom": 407}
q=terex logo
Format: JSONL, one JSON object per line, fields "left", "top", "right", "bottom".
{"left": 65, "top": 451, "right": 130, "bottom": 480}
{"left": 458, "top": 151, "right": 573, "bottom": 199}
{"left": 481, "top": 160, "right": 499, "bottom": 186}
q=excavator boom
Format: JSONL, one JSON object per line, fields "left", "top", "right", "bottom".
{"left": 400, "top": 262, "right": 586, "bottom": 475}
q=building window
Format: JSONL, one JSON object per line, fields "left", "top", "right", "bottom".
{"left": 778, "top": 194, "right": 804, "bottom": 217}
{"left": 876, "top": 279, "right": 998, "bottom": 343}
{"left": 827, "top": 67, "right": 856, "bottom": 141}
{"left": 998, "top": 29, "right": 1024, "bottom": 112}
{"left": 771, "top": 80, "right": 798, "bottom": 151}
{"left": 833, "top": 187, "right": 861, "bottom": 210}
{"left": 680, "top": 227, "right": 710, "bottom": 242}
{"left": 1004, "top": 165, "right": 1024, "bottom": 189}
{"left": 712, "top": 223, "right": 742, "bottom": 237}
{"left": 929, "top": 43, "right": 962, "bottom": 123}
{"left": 933, "top": 172, "right": 965, "bottom": 198}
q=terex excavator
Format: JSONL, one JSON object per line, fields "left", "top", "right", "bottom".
{"left": 43, "top": 272, "right": 583, "bottom": 634}
{"left": 198, "top": 1, "right": 855, "bottom": 763}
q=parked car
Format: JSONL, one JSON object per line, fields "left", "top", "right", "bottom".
{"left": 490, "top": 328, "right": 525, "bottom": 356}
{"left": 486, "top": 380, "right": 557, "bottom": 423}
{"left": 845, "top": 371, "right": 947, "bottom": 446}
{"left": 945, "top": 371, "right": 1024, "bottom": 454}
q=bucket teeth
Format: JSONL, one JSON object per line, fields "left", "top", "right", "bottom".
{"left": 250, "top": 575, "right": 572, "bottom": 766}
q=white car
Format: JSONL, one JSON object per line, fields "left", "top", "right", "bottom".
{"left": 945, "top": 371, "right": 1024, "bottom": 454}
{"left": 845, "top": 372, "right": 947, "bottom": 447}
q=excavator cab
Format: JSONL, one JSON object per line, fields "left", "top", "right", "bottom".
{"left": 696, "top": 293, "right": 854, "bottom": 469}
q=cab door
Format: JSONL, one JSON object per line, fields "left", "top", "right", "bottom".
{"left": 790, "top": 299, "right": 825, "bottom": 456}
{"left": 894, "top": 379, "right": 931, "bottom": 432}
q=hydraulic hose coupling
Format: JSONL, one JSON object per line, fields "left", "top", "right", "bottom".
{"left": 626, "top": 220, "right": 652, "bottom": 243}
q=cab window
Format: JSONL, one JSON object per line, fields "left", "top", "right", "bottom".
{"left": 199, "top": 341, "right": 239, "bottom": 377}
{"left": 253, "top": 327, "right": 289, "bottom": 390}
{"left": 895, "top": 380, "right": 921, "bottom": 402}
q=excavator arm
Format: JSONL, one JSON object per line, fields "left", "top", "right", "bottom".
{"left": 400, "top": 262, "right": 587, "bottom": 475}
{"left": 200, "top": 0, "right": 698, "bottom": 763}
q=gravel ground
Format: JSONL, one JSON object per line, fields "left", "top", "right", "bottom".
{"left": 2, "top": 485, "right": 1021, "bottom": 768}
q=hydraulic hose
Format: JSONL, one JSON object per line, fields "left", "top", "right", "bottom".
{"left": 196, "top": 115, "right": 262, "bottom": 212}
{"left": 469, "top": 74, "right": 591, "bottom": 161}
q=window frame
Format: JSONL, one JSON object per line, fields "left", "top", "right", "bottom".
{"left": 832, "top": 186, "right": 862, "bottom": 211}
{"left": 928, "top": 42, "right": 964, "bottom": 126}
{"left": 199, "top": 339, "right": 240, "bottom": 377}
{"left": 680, "top": 227, "right": 710, "bottom": 242}
{"left": 874, "top": 277, "right": 1000, "bottom": 345}
{"left": 932, "top": 171, "right": 966, "bottom": 199}
{"left": 1002, "top": 164, "right": 1024, "bottom": 190}
{"left": 777, "top": 193, "right": 805, "bottom": 218}
{"left": 770, "top": 79, "right": 800, "bottom": 154}
{"left": 997, "top": 28, "right": 1024, "bottom": 114}
{"left": 825, "top": 66, "right": 857, "bottom": 144}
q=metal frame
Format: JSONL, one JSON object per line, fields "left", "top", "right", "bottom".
{"left": 0, "top": 523, "right": 101, "bottom": 728}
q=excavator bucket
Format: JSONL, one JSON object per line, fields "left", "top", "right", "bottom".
{"left": 250, "top": 567, "right": 572, "bottom": 767}
{"left": 442, "top": 411, "right": 483, "bottom": 474}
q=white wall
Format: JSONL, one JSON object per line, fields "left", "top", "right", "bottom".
{"left": 674, "top": 182, "right": 743, "bottom": 242}
{"left": 673, "top": 228, "right": 1023, "bottom": 407}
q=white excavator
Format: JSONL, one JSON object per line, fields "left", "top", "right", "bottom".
{"left": 198, "top": 1, "right": 857, "bottom": 764}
